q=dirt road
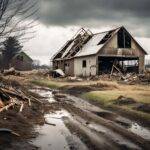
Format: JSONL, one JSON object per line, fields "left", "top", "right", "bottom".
{"left": 30, "top": 87, "right": 150, "bottom": 150}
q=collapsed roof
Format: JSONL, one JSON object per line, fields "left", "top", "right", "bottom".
{"left": 52, "top": 27, "right": 147, "bottom": 60}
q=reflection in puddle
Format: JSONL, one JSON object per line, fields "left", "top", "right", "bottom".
{"left": 32, "top": 111, "right": 70, "bottom": 150}
{"left": 128, "top": 123, "right": 150, "bottom": 140}
{"left": 32, "top": 110, "right": 88, "bottom": 150}
{"left": 31, "top": 87, "right": 88, "bottom": 150}
{"left": 30, "top": 88, "right": 56, "bottom": 103}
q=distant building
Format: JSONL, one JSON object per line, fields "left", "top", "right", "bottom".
{"left": 52, "top": 26, "right": 147, "bottom": 76}
{"left": 11, "top": 51, "right": 33, "bottom": 71}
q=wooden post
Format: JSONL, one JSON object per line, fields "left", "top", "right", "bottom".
{"left": 139, "top": 56, "right": 145, "bottom": 73}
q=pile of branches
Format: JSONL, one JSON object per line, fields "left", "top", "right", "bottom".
{"left": 0, "top": 85, "right": 32, "bottom": 113}
{"left": 0, "top": 82, "right": 43, "bottom": 113}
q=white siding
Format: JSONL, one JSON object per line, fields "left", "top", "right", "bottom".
{"left": 74, "top": 56, "right": 97, "bottom": 76}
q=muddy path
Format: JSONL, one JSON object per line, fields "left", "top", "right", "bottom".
{"left": 29, "top": 87, "right": 150, "bottom": 150}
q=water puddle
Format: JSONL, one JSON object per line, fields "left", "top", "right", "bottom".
{"left": 32, "top": 110, "right": 88, "bottom": 150}
{"left": 88, "top": 123, "right": 142, "bottom": 150}
{"left": 128, "top": 123, "right": 150, "bottom": 140}
{"left": 31, "top": 88, "right": 88, "bottom": 150}
{"left": 66, "top": 94, "right": 150, "bottom": 141}
{"left": 30, "top": 87, "right": 150, "bottom": 149}
{"left": 32, "top": 110, "right": 70, "bottom": 150}
{"left": 30, "top": 88, "right": 56, "bottom": 103}
{"left": 115, "top": 117, "right": 150, "bottom": 140}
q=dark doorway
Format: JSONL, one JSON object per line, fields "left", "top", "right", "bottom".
{"left": 98, "top": 57, "right": 114, "bottom": 74}
{"left": 98, "top": 56, "right": 139, "bottom": 75}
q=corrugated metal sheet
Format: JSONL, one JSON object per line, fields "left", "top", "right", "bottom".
{"left": 75, "top": 32, "right": 108, "bottom": 57}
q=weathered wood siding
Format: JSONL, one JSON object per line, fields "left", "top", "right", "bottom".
{"left": 11, "top": 59, "right": 33, "bottom": 71}
{"left": 97, "top": 33, "right": 145, "bottom": 73}
{"left": 64, "top": 59, "right": 74, "bottom": 76}
{"left": 99, "top": 34, "right": 145, "bottom": 57}
{"left": 53, "top": 59, "right": 74, "bottom": 76}
{"left": 74, "top": 56, "right": 96, "bottom": 76}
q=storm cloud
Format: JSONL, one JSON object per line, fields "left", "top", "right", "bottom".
{"left": 38, "top": 0, "right": 150, "bottom": 37}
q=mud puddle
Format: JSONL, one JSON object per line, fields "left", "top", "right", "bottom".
{"left": 30, "top": 88, "right": 88, "bottom": 150}
{"left": 88, "top": 123, "right": 141, "bottom": 150}
{"left": 30, "top": 87, "right": 56, "bottom": 103}
{"left": 65, "top": 94, "right": 150, "bottom": 141}
{"left": 128, "top": 123, "right": 150, "bottom": 140}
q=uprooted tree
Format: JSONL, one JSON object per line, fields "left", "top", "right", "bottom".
{"left": 2, "top": 36, "right": 23, "bottom": 69}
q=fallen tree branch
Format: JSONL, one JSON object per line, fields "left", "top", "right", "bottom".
{"left": 0, "top": 102, "right": 15, "bottom": 112}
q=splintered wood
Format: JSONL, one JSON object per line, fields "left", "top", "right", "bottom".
{"left": 0, "top": 86, "right": 32, "bottom": 113}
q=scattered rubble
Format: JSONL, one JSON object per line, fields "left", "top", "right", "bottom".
{"left": 3, "top": 67, "right": 21, "bottom": 76}
{"left": 0, "top": 86, "right": 31, "bottom": 113}
{"left": 52, "top": 69, "right": 65, "bottom": 78}
{"left": 66, "top": 76, "right": 83, "bottom": 82}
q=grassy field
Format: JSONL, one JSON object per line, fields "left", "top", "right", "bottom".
{"left": 82, "top": 89, "right": 150, "bottom": 105}
{"left": 31, "top": 78, "right": 119, "bottom": 89}
{"left": 32, "top": 77, "right": 150, "bottom": 124}
{"left": 32, "top": 77, "right": 150, "bottom": 104}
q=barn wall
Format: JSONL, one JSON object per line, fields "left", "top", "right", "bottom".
{"left": 64, "top": 59, "right": 74, "bottom": 76}
{"left": 53, "top": 60, "right": 64, "bottom": 71}
{"left": 104, "top": 34, "right": 118, "bottom": 49}
{"left": 11, "top": 59, "right": 33, "bottom": 71}
{"left": 99, "top": 34, "right": 118, "bottom": 55}
{"left": 53, "top": 59, "right": 74, "bottom": 76}
{"left": 131, "top": 40, "right": 145, "bottom": 72}
{"left": 74, "top": 56, "right": 97, "bottom": 76}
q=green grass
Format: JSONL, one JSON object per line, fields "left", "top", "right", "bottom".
{"left": 82, "top": 90, "right": 150, "bottom": 104}
{"left": 82, "top": 90, "right": 150, "bottom": 124}
{"left": 82, "top": 90, "right": 128, "bottom": 106}
{"left": 32, "top": 78, "right": 150, "bottom": 124}
{"left": 31, "top": 79, "right": 61, "bottom": 89}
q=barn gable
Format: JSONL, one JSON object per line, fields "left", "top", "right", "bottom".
{"left": 98, "top": 26, "right": 147, "bottom": 57}
{"left": 11, "top": 51, "right": 33, "bottom": 71}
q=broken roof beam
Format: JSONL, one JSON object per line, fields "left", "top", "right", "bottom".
{"left": 65, "top": 34, "right": 92, "bottom": 58}
{"left": 72, "top": 28, "right": 93, "bottom": 40}
{"left": 53, "top": 40, "right": 73, "bottom": 59}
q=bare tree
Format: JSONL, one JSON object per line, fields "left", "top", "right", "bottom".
{"left": 0, "top": 0, "right": 39, "bottom": 43}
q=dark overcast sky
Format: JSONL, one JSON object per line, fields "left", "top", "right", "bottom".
{"left": 24, "top": 0, "right": 150, "bottom": 64}
{"left": 37, "top": 0, "right": 150, "bottom": 37}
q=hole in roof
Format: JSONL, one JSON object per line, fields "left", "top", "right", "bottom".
{"left": 98, "top": 30, "right": 114, "bottom": 45}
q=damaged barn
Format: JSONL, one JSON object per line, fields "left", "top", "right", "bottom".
{"left": 52, "top": 26, "right": 147, "bottom": 77}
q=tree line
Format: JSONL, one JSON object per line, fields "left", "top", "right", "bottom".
{"left": 0, "top": 0, "right": 38, "bottom": 70}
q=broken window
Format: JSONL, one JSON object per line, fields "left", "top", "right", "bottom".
{"left": 124, "top": 32, "right": 131, "bottom": 48}
{"left": 82, "top": 60, "right": 86, "bottom": 68}
{"left": 98, "top": 31, "right": 113, "bottom": 45}
{"left": 118, "top": 28, "right": 131, "bottom": 48}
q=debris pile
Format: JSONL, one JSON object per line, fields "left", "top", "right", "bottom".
{"left": 2, "top": 67, "right": 21, "bottom": 76}
{"left": 52, "top": 69, "right": 65, "bottom": 78}
{"left": 0, "top": 85, "right": 31, "bottom": 113}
